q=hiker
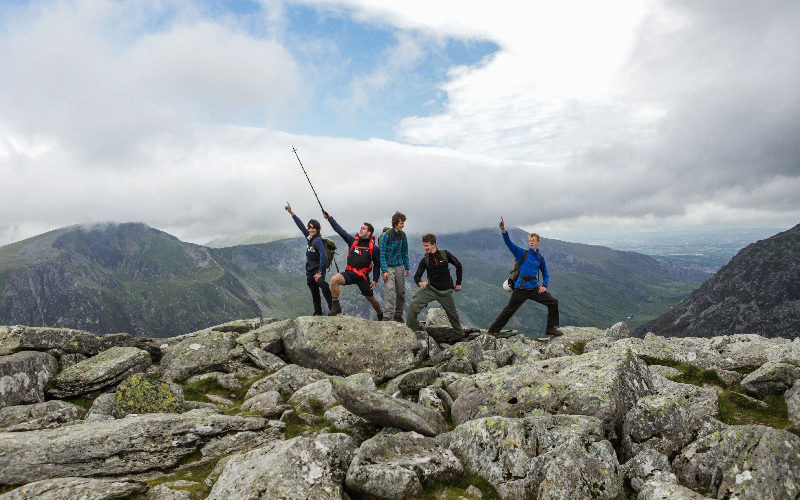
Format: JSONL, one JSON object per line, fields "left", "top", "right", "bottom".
{"left": 322, "top": 210, "right": 383, "bottom": 319}
{"left": 406, "top": 233, "right": 464, "bottom": 333}
{"left": 379, "top": 211, "right": 410, "bottom": 322}
{"left": 285, "top": 203, "right": 333, "bottom": 316}
{"left": 488, "top": 217, "right": 562, "bottom": 336}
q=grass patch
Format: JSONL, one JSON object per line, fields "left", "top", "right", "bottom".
{"left": 670, "top": 365, "right": 727, "bottom": 389}
{"left": 731, "top": 365, "right": 760, "bottom": 376}
{"left": 145, "top": 454, "right": 225, "bottom": 499}
{"left": 0, "top": 485, "right": 20, "bottom": 495}
{"left": 570, "top": 340, "right": 588, "bottom": 355}
{"left": 416, "top": 475, "right": 501, "bottom": 500}
{"left": 282, "top": 411, "right": 336, "bottom": 438}
{"left": 718, "top": 390, "right": 791, "bottom": 429}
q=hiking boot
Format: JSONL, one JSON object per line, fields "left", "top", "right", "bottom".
{"left": 545, "top": 327, "right": 563, "bottom": 337}
{"left": 328, "top": 300, "right": 341, "bottom": 316}
{"left": 393, "top": 316, "right": 404, "bottom": 323}
{"left": 377, "top": 312, "right": 384, "bottom": 321}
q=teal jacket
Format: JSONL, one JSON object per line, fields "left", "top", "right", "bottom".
{"left": 379, "top": 229, "right": 409, "bottom": 273}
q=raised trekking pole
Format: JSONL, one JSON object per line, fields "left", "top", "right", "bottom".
{"left": 292, "top": 147, "right": 325, "bottom": 213}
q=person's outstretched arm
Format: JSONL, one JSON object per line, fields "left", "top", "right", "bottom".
{"left": 499, "top": 217, "right": 525, "bottom": 261}
{"left": 322, "top": 211, "right": 354, "bottom": 246}
{"left": 285, "top": 203, "right": 309, "bottom": 237}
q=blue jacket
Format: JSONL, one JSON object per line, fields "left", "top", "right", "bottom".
{"left": 292, "top": 215, "right": 329, "bottom": 273}
{"left": 379, "top": 229, "right": 409, "bottom": 272}
{"left": 327, "top": 216, "right": 381, "bottom": 282}
{"left": 502, "top": 232, "right": 549, "bottom": 289}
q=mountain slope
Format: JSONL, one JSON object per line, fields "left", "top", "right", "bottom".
{"left": 634, "top": 223, "right": 800, "bottom": 338}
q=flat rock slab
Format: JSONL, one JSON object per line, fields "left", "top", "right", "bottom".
{"left": 673, "top": 424, "right": 800, "bottom": 499}
{"left": 450, "top": 346, "right": 654, "bottom": 436}
{"left": 284, "top": 316, "right": 421, "bottom": 383}
{"left": 0, "top": 477, "right": 147, "bottom": 499}
{"left": 0, "top": 326, "right": 156, "bottom": 358}
{"left": 0, "top": 351, "right": 58, "bottom": 408}
{"left": 331, "top": 374, "right": 447, "bottom": 437}
{"left": 159, "top": 329, "right": 238, "bottom": 382}
{"left": 245, "top": 364, "right": 328, "bottom": 399}
{"left": 47, "top": 347, "right": 151, "bottom": 398}
{"left": 346, "top": 431, "right": 463, "bottom": 499}
{"left": 438, "top": 415, "right": 622, "bottom": 500}
{"left": 0, "top": 409, "right": 265, "bottom": 484}
{"left": 207, "top": 433, "right": 356, "bottom": 500}
{"left": 0, "top": 400, "right": 85, "bottom": 432}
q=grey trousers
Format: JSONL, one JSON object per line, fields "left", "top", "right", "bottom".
{"left": 383, "top": 265, "right": 406, "bottom": 319}
{"left": 406, "top": 286, "right": 463, "bottom": 333}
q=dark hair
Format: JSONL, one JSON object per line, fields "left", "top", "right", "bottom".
{"left": 307, "top": 219, "right": 321, "bottom": 232}
{"left": 391, "top": 211, "right": 406, "bottom": 228}
{"left": 363, "top": 222, "right": 374, "bottom": 235}
{"left": 421, "top": 233, "right": 436, "bottom": 244}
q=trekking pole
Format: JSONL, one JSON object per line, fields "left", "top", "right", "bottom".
{"left": 291, "top": 147, "right": 325, "bottom": 213}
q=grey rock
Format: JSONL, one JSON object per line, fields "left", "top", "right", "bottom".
{"left": 0, "top": 400, "right": 85, "bottom": 431}
{"left": 207, "top": 433, "right": 357, "bottom": 500}
{"left": 205, "top": 394, "right": 234, "bottom": 406}
{"left": 115, "top": 374, "right": 185, "bottom": 416}
{"left": 199, "top": 424, "right": 285, "bottom": 463}
{"left": 211, "top": 317, "right": 272, "bottom": 334}
{"left": 241, "top": 344, "right": 286, "bottom": 372}
{"left": 0, "top": 352, "right": 58, "bottom": 408}
{"left": 241, "top": 390, "right": 290, "bottom": 418}
{"left": 621, "top": 395, "right": 694, "bottom": 460}
{"left": 47, "top": 347, "right": 151, "bottom": 398}
{"left": 0, "top": 325, "right": 157, "bottom": 358}
{"left": 608, "top": 321, "right": 631, "bottom": 339}
{"left": 236, "top": 319, "right": 288, "bottom": 354}
{"left": 323, "top": 405, "right": 375, "bottom": 441}
{"left": 637, "top": 480, "right": 712, "bottom": 500}
{"left": 57, "top": 353, "right": 87, "bottom": 371}
{"left": 331, "top": 374, "right": 447, "bottom": 436}
{"left": 159, "top": 329, "right": 238, "bottom": 382}
{"left": 385, "top": 367, "right": 439, "bottom": 396}
{"left": 0, "top": 477, "right": 146, "bottom": 499}
{"left": 424, "top": 308, "right": 465, "bottom": 344}
{"left": 740, "top": 358, "right": 800, "bottom": 397}
{"left": 673, "top": 424, "right": 800, "bottom": 499}
{"left": 507, "top": 336, "right": 545, "bottom": 364}
{"left": 0, "top": 409, "right": 265, "bottom": 484}
{"left": 540, "top": 326, "right": 608, "bottom": 359}
{"left": 284, "top": 316, "right": 421, "bottom": 383}
{"left": 787, "top": 380, "right": 800, "bottom": 431}
{"left": 620, "top": 449, "right": 676, "bottom": 492}
{"left": 418, "top": 387, "right": 447, "bottom": 418}
{"left": 287, "top": 378, "right": 338, "bottom": 415}
{"left": 345, "top": 431, "right": 463, "bottom": 499}
{"left": 85, "top": 393, "right": 121, "bottom": 421}
{"left": 649, "top": 365, "right": 682, "bottom": 379}
{"left": 185, "top": 372, "right": 242, "bottom": 391}
{"left": 439, "top": 415, "right": 621, "bottom": 500}
{"left": 650, "top": 375, "right": 719, "bottom": 425}
{"left": 146, "top": 483, "right": 194, "bottom": 500}
{"left": 450, "top": 346, "right": 654, "bottom": 437}
{"left": 245, "top": 364, "right": 327, "bottom": 398}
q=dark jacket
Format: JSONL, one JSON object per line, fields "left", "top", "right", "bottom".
{"left": 413, "top": 249, "right": 462, "bottom": 290}
{"left": 293, "top": 215, "right": 329, "bottom": 273}
{"left": 328, "top": 216, "right": 380, "bottom": 282}
{"left": 502, "top": 231, "right": 549, "bottom": 289}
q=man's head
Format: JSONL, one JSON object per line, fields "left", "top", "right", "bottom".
{"left": 421, "top": 233, "right": 437, "bottom": 254}
{"left": 528, "top": 233, "right": 540, "bottom": 251}
{"left": 358, "top": 222, "right": 374, "bottom": 239}
{"left": 307, "top": 219, "right": 321, "bottom": 236}
{"left": 392, "top": 211, "right": 406, "bottom": 231}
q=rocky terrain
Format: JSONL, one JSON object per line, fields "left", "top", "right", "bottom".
{"left": 635, "top": 223, "right": 800, "bottom": 339}
{"left": 2, "top": 312, "right": 800, "bottom": 499}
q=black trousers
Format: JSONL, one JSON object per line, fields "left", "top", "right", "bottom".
{"left": 306, "top": 271, "right": 333, "bottom": 315}
{"left": 488, "top": 288, "right": 559, "bottom": 333}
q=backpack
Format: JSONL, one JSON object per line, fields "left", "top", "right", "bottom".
{"left": 507, "top": 249, "right": 541, "bottom": 289}
{"left": 380, "top": 227, "right": 406, "bottom": 248}
{"left": 345, "top": 235, "right": 375, "bottom": 279}
{"left": 311, "top": 234, "right": 338, "bottom": 271}
{"left": 424, "top": 249, "right": 448, "bottom": 267}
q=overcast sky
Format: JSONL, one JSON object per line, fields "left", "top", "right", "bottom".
{"left": 1, "top": 0, "right": 798, "bottom": 246}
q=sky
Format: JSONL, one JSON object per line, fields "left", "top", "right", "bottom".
{"left": 1, "top": 0, "right": 798, "bottom": 247}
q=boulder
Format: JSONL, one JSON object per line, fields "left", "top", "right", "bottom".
{"left": 147, "top": 483, "right": 194, "bottom": 499}
{"left": 0, "top": 409, "right": 265, "bottom": 484}
{"left": 424, "top": 308, "right": 465, "bottom": 344}
{"left": 241, "top": 344, "right": 286, "bottom": 372}
{"left": 323, "top": 405, "right": 376, "bottom": 442}
{"left": 540, "top": 326, "right": 608, "bottom": 359}
{"left": 245, "top": 364, "right": 328, "bottom": 398}
{"left": 0, "top": 477, "right": 146, "bottom": 499}
{"left": 283, "top": 316, "right": 422, "bottom": 383}
{"left": 450, "top": 346, "right": 654, "bottom": 437}
{"left": 637, "top": 480, "right": 712, "bottom": 500}
{"left": 786, "top": 379, "right": 800, "bottom": 431}
{"left": 115, "top": 374, "right": 184, "bottom": 415}
{"left": 385, "top": 367, "right": 439, "bottom": 396}
{"left": 620, "top": 449, "right": 676, "bottom": 492}
{"left": 206, "top": 433, "right": 357, "bottom": 500}
{"left": 0, "top": 325, "right": 157, "bottom": 358}
{"left": 185, "top": 372, "right": 242, "bottom": 391}
{"left": 331, "top": 373, "right": 447, "bottom": 437}
{"left": 0, "top": 351, "right": 58, "bottom": 408}
{"left": 236, "top": 319, "right": 289, "bottom": 354}
{"left": 287, "top": 378, "right": 338, "bottom": 415}
{"left": 210, "top": 317, "right": 272, "bottom": 334}
{"left": 241, "top": 390, "right": 290, "bottom": 418}
{"left": 439, "top": 415, "right": 622, "bottom": 500}
{"left": 673, "top": 424, "right": 800, "bottom": 499}
{"left": 0, "top": 400, "right": 85, "bottom": 432}
{"left": 84, "top": 392, "right": 120, "bottom": 422}
{"left": 621, "top": 394, "right": 694, "bottom": 460}
{"left": 47, "top": 347, "right": 151, "bottom": 398}
{"left": 159, "top": 329, "right": 239, "bottom": 382}
{"left": 345, "top": 431, "right": 463, "bottom": 499}
{"left": 740, "top": 358, "right": 800, "bottom": 397}
{"left": 650, "top": 375, "right": 719, "bottom": 425}
{"left": 198, "top": 423, "right": 285, "bottom": 465}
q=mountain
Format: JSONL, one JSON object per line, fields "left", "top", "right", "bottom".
{"left": 634, "top": 223, "right": 800, "bottom": 338}
{"left": 0, "top": 223, "right": 708, "bottom": 337}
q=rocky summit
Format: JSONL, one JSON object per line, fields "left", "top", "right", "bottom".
{"left": 2, "top": 311, "right": 800, "bottom": 499}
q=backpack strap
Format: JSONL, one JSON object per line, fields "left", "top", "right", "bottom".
{"left": 346, "top": 235, "right": 375, "bottom": 279}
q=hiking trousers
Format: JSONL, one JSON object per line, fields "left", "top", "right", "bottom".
{"left": 383, "top": 265, "right": 406, "bottom": 320}
{"left": 406, "top": 285, "right": 463, "bottom": 333}
{"left": 488, "top": 288, "right": 559, "bottom": 333}
{"left": 306, "top": 271, "right": 333, "bottom": 315}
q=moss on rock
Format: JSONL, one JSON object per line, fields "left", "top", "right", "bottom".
{"left": 116, "top": 374, "right": 183, "bottom": 415}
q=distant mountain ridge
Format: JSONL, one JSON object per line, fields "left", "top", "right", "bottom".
{"left": 634, "top": 223, "right": 800, "bottom": 338}
{"left": 0, "top": 222, "right": 708, "bottom": 337}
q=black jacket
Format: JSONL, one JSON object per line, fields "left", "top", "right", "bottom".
{"left": 413, "top": 249, "right": 462, "bottom": 290}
